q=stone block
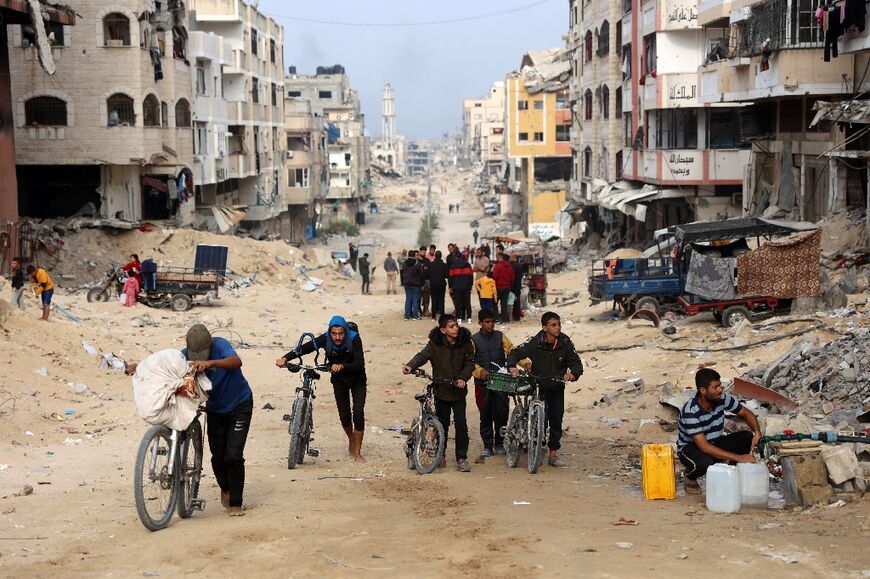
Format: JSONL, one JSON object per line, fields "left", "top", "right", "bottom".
{"left": 782, "top": 455, "right": 833, "bottom": 506}
{"left": 821, "top": 445, "right": 860, "bottom": 485}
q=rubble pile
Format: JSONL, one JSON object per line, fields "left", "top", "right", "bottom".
{"left": 743, "top": 329, "right": 870, "bottom": 415}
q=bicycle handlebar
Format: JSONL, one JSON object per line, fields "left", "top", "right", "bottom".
{"left": 412, "top": 369, "right": 460, "bottom": 386}
{"left": 293, "top": 332, "right": 322, "bottom": 366}
{"left": 282, "top": 362, "right": 331, "bottom": 373}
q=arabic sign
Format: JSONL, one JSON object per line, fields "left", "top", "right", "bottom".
{"left": 529, "top": 222, "right": 560, "bottom": 240}
{"left": 665, "top": 151, "right": 702, "bottom": 179}
{"left": 664, "top": 0, "right": 698, "bottom": 29}
{"left": 666, "top": 73, "right": 699, "bottom": 107}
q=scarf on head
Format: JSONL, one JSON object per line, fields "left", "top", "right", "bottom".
{"left": 325, "top": 315, "right": 357, "bottom": 353}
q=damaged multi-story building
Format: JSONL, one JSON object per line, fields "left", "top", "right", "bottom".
{"left": 283, "top": 94, "right": 326, "bottom": 243}
{"left": 698, "top": 0, "right": 870, "bottom": 223}
{"left": 462, "top": 81, "right": 506, "bottom": 177}
{"left": 7, "top": 0, "right": 286, "bottom": 236}
{"left": 504, "top": 49, "right": 573, "bottom": 239}
{"left": 285, "top": 66, "right": 370, "bottom": 226}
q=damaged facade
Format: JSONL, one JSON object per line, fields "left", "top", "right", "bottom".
{"left": 371, "top": 82, "right": 406, "bottom": 177}
{"left": 698, "top": 0, "right": 870, "bottom": 225}
{"left": 461, "top": 81, "right": 506, "bottom": 177}
{"left": 285, "top": 66, "right": 370, "bottom": 226}
{"left": 10, "top": 0, "right": 194, "bottom": 224}
{"left": 7, "top": 0, "right": 289, "bottom": 237}
{"left": 504, "top": 48, "right": 573, "bottom": 239}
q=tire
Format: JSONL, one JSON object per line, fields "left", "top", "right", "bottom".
{"left": 297, "top": 404, "right": 312, "bottom": 465}
{"left": 527, "top": 403, "right": 547, "bottom": 475}
{"left": 177, "top": 419, "right": 203, "bottom": 519}
{"left": 133, "top": 425, "right": 178, "bottom": 531}
{"left": 413, "top": 415, "right": 445, "bottom": 475}
{"left": 171, "top": 293, "right": 193, "bottom": 312}
{"left": 505, "top": 405, "right": 524, "bottom": 469}
{"left": 635, "top": 296, "right": 660, "bottom": 313}
{"left": 721, "top": 305, "right": 751, "bottom": 328}
{"left": 287, "top": 398, "right": 308, "bottom": 469}
{"left": 87, "top": 288, "right": 109, "bottom": 302}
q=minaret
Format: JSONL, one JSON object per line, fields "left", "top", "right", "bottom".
{"left": 381, "top": 82, "right": 396, "bottom": 147}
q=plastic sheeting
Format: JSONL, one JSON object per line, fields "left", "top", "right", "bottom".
{"left": 132, "top": 349, "right": 211, "bottom": 431}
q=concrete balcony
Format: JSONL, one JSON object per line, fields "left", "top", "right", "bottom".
{"left": 698, "top": 0, "right": 749, "bottom": 26}
{"left": 285, "top": 186, "right": 313, "bottom": 206}
{"left": 243, "top": 204, "right": 282, "bottom": 221}
{"left": 638, "top": 148, "right": 748, "bottom": 184}
{"left": 622, "top": 11, "right": 632, "bottom": 40}
{"left": 699, "top": 50, "right": 860, "bottom": 104}
{"left": 192, "top": 0, "right": 243, "bottom": 22}
{"left": 228, "top": 153, "right": 254, "bottom": 179}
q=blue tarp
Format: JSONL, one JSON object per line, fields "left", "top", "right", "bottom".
{"left": 326, "top": 123, "right": 340, "bottom": 144}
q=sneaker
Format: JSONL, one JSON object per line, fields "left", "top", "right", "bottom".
{"left": 479, "top": 447, "right": 494, "bottom": 458}
{"left": 493, "top": 444, "right": 506, "bottom": 456}
{"left": 456, "top": 459, "right": 471, "bottom": 472}
{"left": 684, "top": 478, "right": 701, "bottom": 495}
{"left": 547, "top": 455, "right": 567, "bottom": 468}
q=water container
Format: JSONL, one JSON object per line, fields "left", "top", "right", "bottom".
{"left": 641, "top": 444, "right": 676, "bottom": 500}
{"left": 705, "top": 464, "right": 741, "bottom": 513}
{"left": 738, "top": 463, "right": 769, "bottom": 508}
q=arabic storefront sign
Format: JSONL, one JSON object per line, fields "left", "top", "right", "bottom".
{"left": 666, "top": 152, "right": 701, "bottom": 179}
{"left": 529, "top": 222, "right": 560, "bottom": 240}
{"left": 664, "top": 0, "right": 698, "bottom": 28}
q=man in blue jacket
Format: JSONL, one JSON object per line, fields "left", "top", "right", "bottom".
{"left": 183, "top": 324, "right": 253, "bottom": 516}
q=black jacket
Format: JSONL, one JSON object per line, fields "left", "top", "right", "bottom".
{"left": 406, "top": 326, "right": 475, "bottom": 401}
{"left": 427, "top": 258, "right": 448, "bottom": 288}
{"left": 506, "top": 330, "right": 583, "bottom": 390}
{"left": 510, "top": 261, "right": 523, "bottom": 291}
{"left": 358, "top": 257, "right": 370, "bottom": 277}
{"left": 287, "top": 333, "right": 366, "bottom": 388}
{"left": 11, "top": 267, "right": 24, "bottom": 290}
{"left": 448, "top": 256, "right": 474, "bottom": 291}
{"left": 403, "top": 260, "right": 424, "bottom": 287}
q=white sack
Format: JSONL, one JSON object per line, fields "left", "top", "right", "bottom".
{"left": 132, "top": 349, "right": 211, "bottom": 431}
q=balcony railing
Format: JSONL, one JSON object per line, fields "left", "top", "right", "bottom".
{"left": 736, "top": 0, "right": 823, "bottom": 57}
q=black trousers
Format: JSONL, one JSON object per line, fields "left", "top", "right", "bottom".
{"left": 475, "top": 382, "right": 508, "bottom": 448}
{"left": 497, "top": 288, "right": 511, "bottom": 323}
{"left": 511, "top": 287, "right": 522, "bottom": 320}
{"left": 542, "top": 388, "right": 565, "bottom": 451}
{"left": 430, "top": 285, "right": 446, "bottom": 319}
{"left": 435, "top": 397, "right": 469, "bottom": 460}
{"left": 334, "top": 380, "right": 366, "bottom": 431}
{"left": 361, "top": 275, "right": 370, "bottom": 294}
{"left": 678, "top": 430, "right": 754, "bottom": 481}
{"left": 207, "top": 396, "right": 253, "bottom": 508}
{"left": 453, "top": 288, "right": 472, "bottom": 320}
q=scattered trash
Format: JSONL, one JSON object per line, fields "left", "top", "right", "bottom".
{"left": 0, "top": 464, "right": 9, "bottom": 471}
{"left": 662, "top": 325, "right": 677, "bottom": 335}
{"left": 64, "top": 410, "right": 76, "bottom": 416}
{"left": 53, "top": 304, "right": 82, "bottom": 324}
{"left": 100, "top": 353, "right": 127, "bottom": 372}
{"left": 24, "top": 431, "right": 33, "bottom": 436}
{"left": 615, "top": 542, "right": 634, "bottom": 549}
{"left": 262, "top": 403, "right": 275, "bottom": 410}
{"left": 613, "top": 517, "right": 639, "bottom": 526}
{"left": 826, "top": 500, "right": 846, "bottom": 508}
{"left": 34, "top": 367, "right": 48, "bottom": 377}
{"left": 63, "top": 438, "right": 82, "bottom": 446}
{"left": 68, "top": 383, "right": 89, "bottom": 395}
{"left": 627, "top": 309, "right": 660, "bottom": 328}
{"left": 82, "top": 341, "right": 99, "bottom": 356}
{"left": 512, "top": 501, "right": 531, "bottom": 505}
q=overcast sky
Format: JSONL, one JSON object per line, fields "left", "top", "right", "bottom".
{"left": 258, "top": 0, "right": 567, "bottom": 141}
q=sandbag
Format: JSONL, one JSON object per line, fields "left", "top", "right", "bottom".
{"left": 132, "top": 349, "right": 211, "bottom": 431}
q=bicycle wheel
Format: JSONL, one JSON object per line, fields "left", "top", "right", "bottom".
{"left": 297, "top": 405, "right": 312, "bottom": 465}
{"left": 505, "top": 405, "right": 524, "bottom": 469}
{"left": 177, "top": 419, "right": 203, "bottom": 519}
{"left": 413, "top": 415, "right": 445, "bottom": 475}
{"left": 134, "top": 425, "right": 179, "bottom": 531}
{"left": 287, "top": 397, "right": 308, "bottom": 469}
{"left": 527, "top": 403, "right": 547, "bottom": 475}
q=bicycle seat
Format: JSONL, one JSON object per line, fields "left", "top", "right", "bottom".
{"left": 414, "top": 393, "right": 428, "bottom": 402}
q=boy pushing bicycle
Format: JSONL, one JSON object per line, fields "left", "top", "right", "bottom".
{"left": 507, "top": 312, "right": 583, "bottom": 468}
{"left": 403, "top": 314, "right": 476, "bottom": 472}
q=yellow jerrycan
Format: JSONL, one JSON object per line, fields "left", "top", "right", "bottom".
{"left": 642, "top": 444, "right": 676, "bottom": 500}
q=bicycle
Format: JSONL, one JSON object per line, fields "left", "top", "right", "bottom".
{"left": 403, "top": 369, "right": 451, "bottom": 475}
{"left": 281, "top": 332, "right": 331, "bottom": 469}
{"left": 491, "top": 371, "right": 564, "bottom": 474}
{"left": 133, "top": 404, "right": 205, "bottom": 531}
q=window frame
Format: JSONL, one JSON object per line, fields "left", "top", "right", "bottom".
{"left": 143, "top": 94, "right": 160, "bottom": 127}
{"left": 24, "top": 96, "right": 68, "bottom": 126}
{"left": 175, "top": 99, "right": 191, "bottom": 128}
{"left": 103, "top": 13, "right": 131, "bottom": 46}
{"left": 107, "top": 93, "right": 135, "bottom": 126}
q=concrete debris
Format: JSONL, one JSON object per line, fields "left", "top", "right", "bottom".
{"left": 743, "top": 329, "right": 870, "bottom": 416}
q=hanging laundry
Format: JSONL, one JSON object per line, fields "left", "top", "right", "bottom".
{"left": 685, "top": 252, "right": 737, "bottom": 301}
{"left": 824, "top": 3, "right": 844, "bottom": 62}
{"left": 150, "top": 47, "right": 164, "bottom": 82}
{"left": 844, "top": 0, "right": 867, "bottom": 32}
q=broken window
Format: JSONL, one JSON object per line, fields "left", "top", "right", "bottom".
{"left": 584, "top": 147, "right": 592, "bottom": 177}
{"left": 643, "top": 34, "right": 656, "bottom": 75}
{"left": 707, "top": 108, "right": 744, "bottom": 148}
{"left": 172, "top": 26, "right": 187, "bottom": 59}
{"left": 143, "top": 94, "right": 160, "bottom": 127}
{"left": 319, "top": 90, "right": 332, "bottom": 99}
{"left": 104, "top": 13, "right": 130, "bottom": 46}
{"left": 196, "top": 60, "right": 207, "bottom": 95}
{"left": 602, "top": 85, "right": 610, "bottom": 119}
{"left": 519, "top": 132, "right": 529, "bottom": 141}
{"left": 585, "top": 30, "right": 593, "bottom": 62}
{"left": 598, "top": 20, "right": 610, "bottom": 56}
{"left": 107, "top": 93, "right": 135, "bottom": 126}
{"left": 161, "top": 101, "right": 168, "bottom": 127}
{"left": 556, "top": 125, "right": 570, "bottom": 142}
{"left": 251, "top": 28, "right": 258, "bottom": 56}
{"left": 252, "top": 77, "right": 259, "bottom": 104}
{"left": 518, "top": 100, "right": 528, "bottom": 111}
{"left": 534, "top": 156, "right": 572, "bottom": 181}
{"left": 175, "top": 99, "right": 191, "bottom": 127}
{"left": 533, "top": 100, "right": 544, "bottom": 110}
{"left": 24, "top": 96, "right": 68, "bottom": 126}
{"left": 287, "top": 134, "right": 310, "bottom": 151}
{"left": 584, "top": 89, "right": 593, "bottom": 120}
{"left": 654, "top": 109, "right": 697, "bottom": 149}
{"left": 289, "top": 168, "right": 309, "bottom": 187}
{"left": 533, "top": 132, "right": 544, "bottom": 142}
{"left": 615, "top": 87, "right": 623, "bottom": 117}
{"left": 778, "top": 98, "right": 803, "bottom": 133}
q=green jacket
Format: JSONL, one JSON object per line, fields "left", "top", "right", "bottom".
{"left": 506, "top": 330, "right": 583, "bottom": 389}
{"left": 406, "top": 326, "right": 475, "bottom": 401}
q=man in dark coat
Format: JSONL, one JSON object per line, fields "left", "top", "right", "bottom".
{"left": 448, "top": 250, "right": 474, "bottom": 323}
{"left": 427, "top": 250, "right": 449, "bottom": 320}
{"left": 403, "top": 314, "right": 475, "bottom": 472}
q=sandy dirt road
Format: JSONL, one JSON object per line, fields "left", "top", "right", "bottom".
{"left": 0, "top": 180, "right": 868, "bottom": 578}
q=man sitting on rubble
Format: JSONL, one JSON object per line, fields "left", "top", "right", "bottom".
{"left": 677, "top": 368, "right": 762, "bottom": 494}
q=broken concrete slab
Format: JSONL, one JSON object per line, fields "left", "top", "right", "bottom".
{"left": 820, "top": 445, "right": 860, "bottom": 485}
{"left": 782, "top": 455, "right": 833, "bottom": 506}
